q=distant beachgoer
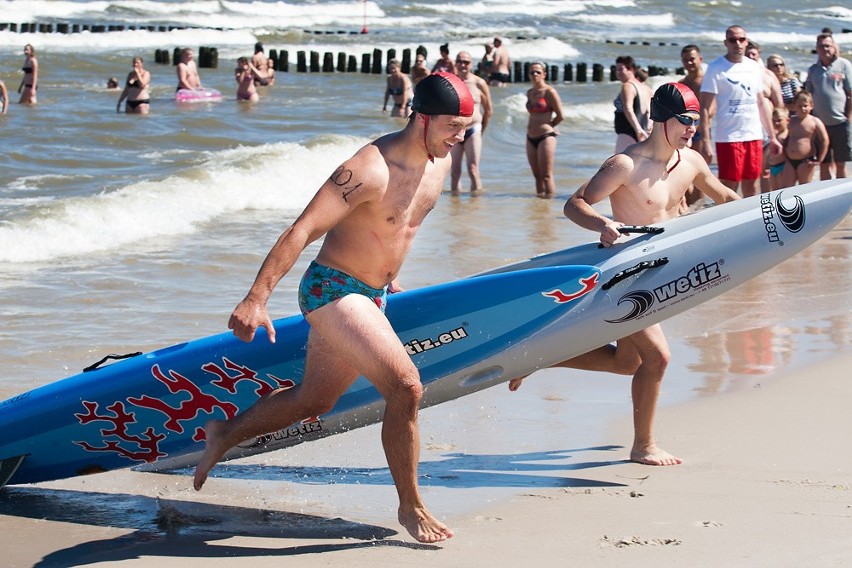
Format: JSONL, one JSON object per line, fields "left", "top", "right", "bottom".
{"left": 411, "top": 53, "right": 430, "bottom": 85}
{"left": 479, "top": 42, "right": 494, "bottom": 78}
{"left": 176, "top": 48, "right": 203, "bottom": 91}
{"left": 613, "top": 55, "right": 652, "bottom": 152}
{"left": 382, "top": 58, "right": 413, "bottom": 117}
{"left": 784, "top": 91, "right": 829, "bottom": 186}
{"left": 745, "top": 41, "right": 783, "bottom": 111}
{"left": 489, "top": 37, "right": 511, "bottom": 86}
{"left": 106, "top": 77, "right": 120, "bottom": 90}
{"left": 431, "top": 44, "right": 455, "bottom": 75}
{"left": 525, "top": 62, "right": 564, "bottom": 198}
{"left": 18, "top": 44, "right": 38, "bottom": 104}
{"left": 766, "top": 54, "right": 801, "bottom": 115}
{"left": 700, "top": 25, "right": 781, "bottom": 197}
{"left": 678, "top": 45, "right": 708, "bottom": 211}
{"left": 450, "top": 51, "right": 492, "bottom": 194}
{"left": 768, "top": 107, "right": 790, "bottom": 190}
{"left": 235, "top": 57, "right": 260, "bottom": 102}
{"left": 251, "top": 42, "right": 274, "bottom": 86}
{"left": 804, "top": 32, "right": 852, "bottom": 180}
{"left": 0, "top": 80, "right": 8, "bottom": 114}
{"left": 116, "top": 57, "right": 151, "bottom": 114}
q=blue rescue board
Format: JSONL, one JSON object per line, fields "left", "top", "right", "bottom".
{"left": 0, "top": 265, "right": 600, "bottom": 487}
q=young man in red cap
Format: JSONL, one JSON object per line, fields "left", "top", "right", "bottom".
{"left": 193, "top": 73, "right": 473, "bottom": 543}
{"left": 510, "top": 83, "right": 740, "bottom": 467}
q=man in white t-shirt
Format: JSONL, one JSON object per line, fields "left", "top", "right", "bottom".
{"left": 699, "top": 25, "right": 782, "bottom": 197}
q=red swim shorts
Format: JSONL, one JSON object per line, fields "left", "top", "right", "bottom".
{"left": 715, "top": 140, "right": 763, "bottom": 182}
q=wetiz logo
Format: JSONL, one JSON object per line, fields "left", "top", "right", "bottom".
{"left": 761, "top": 191, "right": 806, "bottom": 245}
{"left": 607, "top": 261, "right": 725, "bottom": 323}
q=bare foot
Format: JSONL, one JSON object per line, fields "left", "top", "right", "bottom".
{"left": 398, "top": 506, "right": 454, "bottom": 543}
{"left": 193, "top": 419, "right": 229, "bottom": 490}
{"left": 630, "top": 443, "right": 683, "bottom": 466}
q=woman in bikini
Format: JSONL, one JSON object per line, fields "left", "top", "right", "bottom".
{"left": 613, "top": 55, "right": 652, "bottom": 153}
{"left": 234, "top": 57, "right": 260, "bottom": 102}
{"left": 18, "top": 44, "right": 38, "bottom": 104}
{"left": 382, "top": 59, "right": 413, "bottom": 118}
{"left": 525, "top": 62, "right": 564, "bottom": 199}
{"left": 116, "top": 56, "right": 151, "bottom": 114}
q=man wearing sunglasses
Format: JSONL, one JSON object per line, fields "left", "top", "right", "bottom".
{"left": 510, "top": 83, "right": 740, "bottom": 467}
{"left": 699, "top": 25, "right": 782, "bottom": 197}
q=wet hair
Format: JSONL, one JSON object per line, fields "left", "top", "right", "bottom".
{"left": 254, "top": 42, "right": 264, "bottom": 53}
{"left": 237, "top": 56, "right": 248, "bottom": 66}
{"left": 681, "top": 44, "right": 701, "bottom": 56}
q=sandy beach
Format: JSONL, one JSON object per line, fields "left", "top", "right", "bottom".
{"left": 3, "top": 347, "right": 850, "bottom": 567}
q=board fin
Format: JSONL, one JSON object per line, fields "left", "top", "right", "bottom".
{"left": 0, "top": 455, "right": 27, "bottom": 489}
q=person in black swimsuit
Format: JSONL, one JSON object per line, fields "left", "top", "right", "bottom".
{"left": 18, "top": 44, "right": 38, "bottom": 104}
{"left": 382, "top": 59, "right": 413, "bottom": 117}
{"left": 116, "top": 57, "right": 151, "bottom": 114}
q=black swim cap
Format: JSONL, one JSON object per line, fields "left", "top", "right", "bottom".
{"left": 411, "top": 72, "right": 474, "bottom": 117}
{"left": 650, "top": 82, "right": 700, "bottom": 123}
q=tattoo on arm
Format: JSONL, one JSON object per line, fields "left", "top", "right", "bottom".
{"left": 331, "top": 166, "right": 363, "bottom": 202}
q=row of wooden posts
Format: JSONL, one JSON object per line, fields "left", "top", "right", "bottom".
{"left": 0, "top": 22, "right": 204, "bottom": 34}
{"left": 154, "top": 46, "right": 673, "bottom": 83}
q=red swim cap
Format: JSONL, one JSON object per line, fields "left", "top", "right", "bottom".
{"left": 411, "top": 72, "right": 474, "bottom": 117}
{"left": 650, "top": 82, "right": 700, "bottom": 122}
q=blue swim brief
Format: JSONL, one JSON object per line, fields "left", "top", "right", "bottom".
{"left": 769, "top": 162, "right": 785, "bottom": 177}
{"left": 298, "top": 260, "right": 388, "bottom": 315}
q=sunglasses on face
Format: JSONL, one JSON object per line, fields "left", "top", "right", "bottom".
{"left": 673, "top": 114, "right": 700, "bottom": 127}
{"left": 726, "top": 36, "right": 748, "bottom": 44}
{"left": 456, "top": 60, "right": 472, "bottom": 65}
{"left": 530, "top": 70, "right": 543, "bottom": 75}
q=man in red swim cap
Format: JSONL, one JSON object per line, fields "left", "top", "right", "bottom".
{"left": 510, "top": 82, "right": 740, "bottom": 468}
{"left": 193, "top": 71, "right": 472, "bottom": 544}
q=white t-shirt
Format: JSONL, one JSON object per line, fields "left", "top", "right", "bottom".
{"left": 701, "top": 56, "right": 765, "bottom": 142}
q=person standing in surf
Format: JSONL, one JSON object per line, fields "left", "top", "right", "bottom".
{"left": 510, "top": 83, "right": 740, "bottom": 466}
{"left": 449, "top": 50, "right": 492, "bottom": 194}
{"left": 176, "top": 48, "right": 203, "bottom": 92}
{"left": 193, "top": 72, "right": 473, "bottom": 544}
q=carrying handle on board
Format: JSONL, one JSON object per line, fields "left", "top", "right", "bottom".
{"left": 598, "top": 225, "right": 665, "bottom": 248}
{"left": 602, "top": 258, "right": 669, "bottom": 290}
{"left": 618, "top": 225, "right": 665, "bottom": 235}
{"left": 83, "top": 352, "right": 143, "bottom": 372}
